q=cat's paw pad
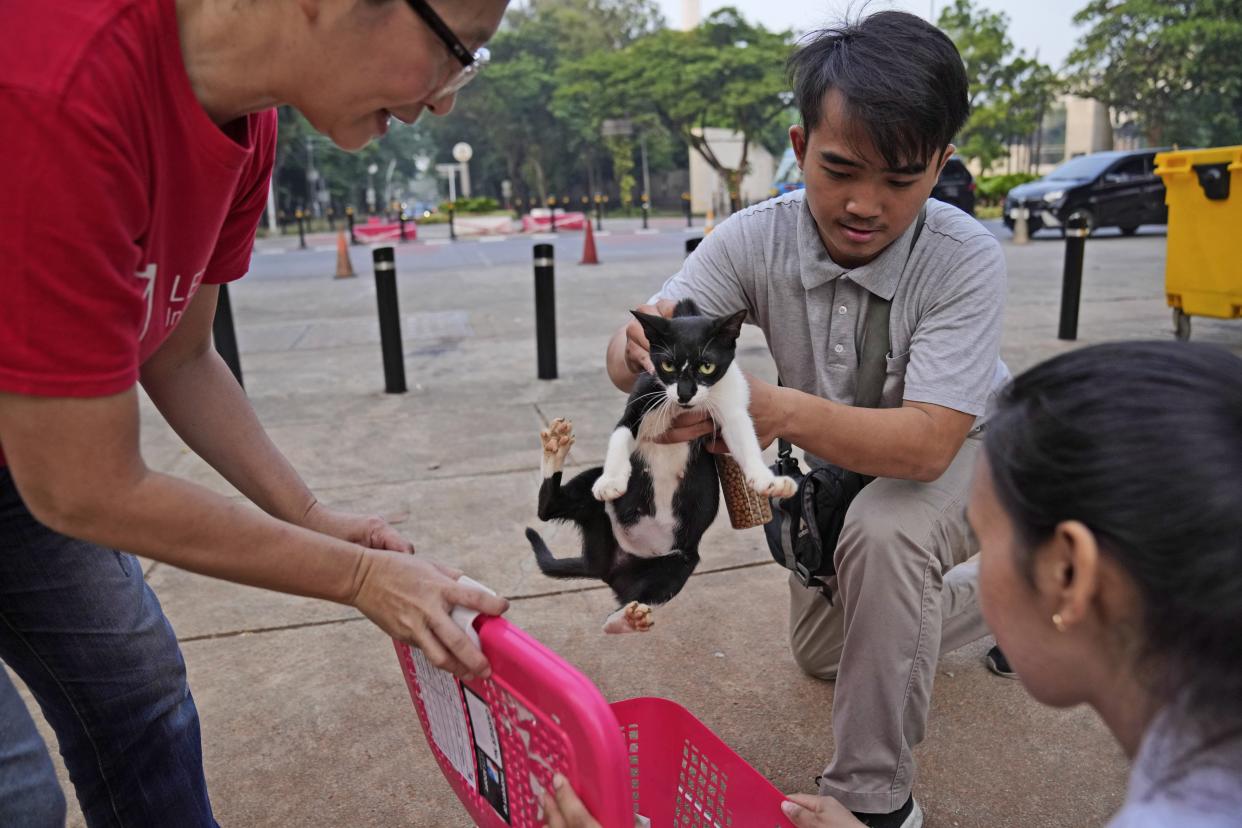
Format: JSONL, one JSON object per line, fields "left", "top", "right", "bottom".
{"left": 624, "top": 601, "right": 654, "bottom": 632}
{"left": 592, "top": 472, "right": 629, "bottom": 501}
{"left": 540, "top": 418, "right": 574, "bottom": 473}
{"left": 764, "top": 475, "right": 798, "bottom": 499}
{"left": 747, "top": 471, "right": 797, "bottom": 499}
{"left": 602, "top": 601, "right": 654, "bottom": 634}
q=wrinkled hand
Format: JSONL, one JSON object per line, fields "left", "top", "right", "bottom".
{"left": 350, "top": 549, "right": 509, "bottom": 680}
{"left": 622, "top": 299, "right": 678, "bottom": 375}
{"left": 303, "top": 501, "right": 413, "bottom": 551}
{"left": 780, "top": 795, "right": 865, "bottom": 828}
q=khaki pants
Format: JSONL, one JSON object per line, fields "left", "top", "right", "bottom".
{"left": 788, "top": 434, "right": 988, "bottom": 813}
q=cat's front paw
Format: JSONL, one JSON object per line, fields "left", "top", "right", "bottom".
{"left": 747, "top": 471, "right": 798, "bottom": 499}
{"left": 592, "top": 471, "right": 629, "bottom": 501}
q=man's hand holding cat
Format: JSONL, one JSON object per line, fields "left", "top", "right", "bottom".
{"left": 619, "top": 299, "right": 678, "bottom": 375}
{"left": 349, "top": 550, "right": 510, "bottom": 681}
{"left": 655, "top": 374, "right": 789, "bottom": 451}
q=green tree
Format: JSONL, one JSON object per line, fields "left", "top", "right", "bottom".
{"left": 938, "top": 0, "right": 1059, "bottom": 170}
{"left": 422, "top": 0, "right": 666, "bottom": 206}
{"left": 1066, "top": 0, "right": 1242, "bottom": 147}
{"left": 556, "top": 8, "right": 792, "bottom": 212}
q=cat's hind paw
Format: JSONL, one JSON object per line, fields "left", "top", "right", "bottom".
{"left": 540, "top": 418, "right": 574, "bottom": 476}
{"left": 591, "top": 471, "right": 629, "bottom": 501}
{"left": 603, "top": 601, "right": 654, "bottom": 634}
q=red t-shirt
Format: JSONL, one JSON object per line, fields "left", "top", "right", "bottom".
{"left": 0, "top": 0, "right": 276, "bottom": 463}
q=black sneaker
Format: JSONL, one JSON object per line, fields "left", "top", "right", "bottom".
{"left": 852, "top": 795, "right": 923, "bottom": 828}
{"left": 985, "top": 645, "right": 1018, "bottom": 679}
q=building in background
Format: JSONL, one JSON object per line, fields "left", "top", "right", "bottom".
{"left": 686, "top": 128, "right": 778, "bottom": 215}
{"left": 996, "top": 94, "right": 1148, "bottom": 176}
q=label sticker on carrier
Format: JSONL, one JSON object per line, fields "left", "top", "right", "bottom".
{"left": 464, "top": 686, "right": 511, "bottom": 823}
{"left": 411, "top": 648, "right": 477, "bottom": 790}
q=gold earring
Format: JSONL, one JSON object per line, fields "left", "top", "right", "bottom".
{"left": 1052, "top": 613, "right": 1066, "bottom": 632}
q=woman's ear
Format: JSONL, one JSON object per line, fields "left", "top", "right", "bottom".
{"left": 1034, "top": 520, "right": 1101, "bottom": 631}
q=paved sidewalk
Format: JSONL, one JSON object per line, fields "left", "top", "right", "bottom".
{"left": 15, "top": 226, "right": 1241, "bottom": 826}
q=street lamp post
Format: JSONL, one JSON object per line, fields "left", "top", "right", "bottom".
{"left": 452, "top": 142, "right": 473, "bottom": 199}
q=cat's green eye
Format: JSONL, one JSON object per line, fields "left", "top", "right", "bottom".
{"left": 659, "top": 360, "right": 676, "bottom": 372}
{"left": 699, "top": 363, "right": 717, "bottom": 375}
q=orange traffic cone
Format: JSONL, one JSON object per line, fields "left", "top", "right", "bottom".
{"left": 579, "top": 219, "right": 600, "bottom": 265}
{"left": 334, "top": 229, "right": 355, "bottom": 279}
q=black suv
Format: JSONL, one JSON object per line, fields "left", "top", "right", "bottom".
{"left": 1004, "top": 149, "right": 1170, "bottom": 236}
{"left": 931, "top": 157, "right": 976, "bottom": 216}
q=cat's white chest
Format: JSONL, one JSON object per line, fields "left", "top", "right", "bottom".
{"left": 605, "top": 440, "right": 688, "bottom": 558}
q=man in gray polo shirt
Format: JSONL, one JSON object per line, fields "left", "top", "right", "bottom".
{"left": 604, "top": 12, "right": 1008, "bottom": 828}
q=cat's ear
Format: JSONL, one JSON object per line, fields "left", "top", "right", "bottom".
{"left": 711, "top": 309, "right": 748, "bottom": 343}
{"left": 631, "top": 309, "right": 672, "bottom": 345}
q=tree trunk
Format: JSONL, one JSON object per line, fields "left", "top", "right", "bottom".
{"left": 531, "top": 156, "right": 548, "bottom": 207}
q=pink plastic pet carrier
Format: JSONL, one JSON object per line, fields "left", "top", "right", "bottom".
{"left": 394, "top": 613, "right": 795, "bottom": 827}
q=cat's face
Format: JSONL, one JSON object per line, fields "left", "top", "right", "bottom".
{"left": 632, "top": 309, "right": 747, "bottom": 409}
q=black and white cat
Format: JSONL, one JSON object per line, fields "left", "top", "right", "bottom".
{"left": 524, "top": 299, "right": 797, "bottom": 634}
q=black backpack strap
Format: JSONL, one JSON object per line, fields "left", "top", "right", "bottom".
{"left": 856, "top": 205, "right": 925, "bottom": 410}
{"left": 775, "top": 206, "right": 925, "bottom": 456}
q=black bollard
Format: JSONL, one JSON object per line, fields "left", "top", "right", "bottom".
{"left": 398, "top": 210, "right": 408, "bottom": 242}
{"left": 326, "top": 208, "right": 335, "bottom": 232}
{"left": 683, "top": 192, "right": 692, "bottom": 227}
{"left": 1057, "top": 213, "right": 1090, "bottom": 340}
{"left": 296, "top": 209, "right": 307, "bottom": 250}
{"left": 212, "top": 283, "right": 243, "bottom": 388}
{"left": 641, "top": 197, "right": 649, "bottom": 230}
{"left": 533, "top": 243, "right": 557, "bottom": 380}
{"left": 372, "top": 247, "right": 407, "bottom": 394}
{"left": 594, "top": 195, "right": 603, "bottom": 231}
{"left": 548, "top": 198, "right": 558, "bottom": 234}
{"left": 685, "top": 237, "right": 703, "bottom": 257}
{"left": 447, "top": 202, "right": 457, "bottom": 242}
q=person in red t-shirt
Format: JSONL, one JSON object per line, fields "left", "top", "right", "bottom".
{"left": 0, "top": 0, "right": 509, "bottom": 823}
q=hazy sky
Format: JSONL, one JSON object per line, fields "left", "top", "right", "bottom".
{"left": 657, "top": 0, "right": 1089, "bottom": 69}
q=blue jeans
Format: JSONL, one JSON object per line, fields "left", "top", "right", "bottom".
{"left": 0, "top": 469, "right": 216, "bottom": 827}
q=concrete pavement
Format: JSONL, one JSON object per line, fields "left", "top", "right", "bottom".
{"left": 14, "top": 222, "right": 1241, "bottom": 826}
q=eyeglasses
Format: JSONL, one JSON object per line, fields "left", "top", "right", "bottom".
{"left": 404, "top": 0, "right": 490, "bottom": 99}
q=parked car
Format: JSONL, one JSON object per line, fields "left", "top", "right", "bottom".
{"left": 1004, "top": 148, "right": 1171, "bottom": 236}
{"left": 771, "top": 147, "right": 804, "bottom": 195}
{"left": 931, "top": 156, "right": 976, "bottom": 215}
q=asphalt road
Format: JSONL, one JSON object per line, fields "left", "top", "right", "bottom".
{"left": 248, "top": 215, "right": 1168, "bottom": 282}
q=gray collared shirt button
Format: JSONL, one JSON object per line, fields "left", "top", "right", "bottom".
{"left": 834, "top": 344, "right": 844, "bottom": 353}
{"left": 838, "top": 305, "right": 847, "bottom": 314}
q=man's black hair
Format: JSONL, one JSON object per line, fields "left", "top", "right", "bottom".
{"left": 787, "top": 11, "right": 970, "bottom": 171}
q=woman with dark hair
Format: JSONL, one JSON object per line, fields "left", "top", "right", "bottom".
{"left": 548, "top": 340, "right": 1242, "bottom": 827}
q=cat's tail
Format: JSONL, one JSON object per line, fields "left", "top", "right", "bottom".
{"left": 672, "top": 298, "right": 701, "bottom": 318}
{"left": 524, "top": 528, "right": 592, "bottom": 579}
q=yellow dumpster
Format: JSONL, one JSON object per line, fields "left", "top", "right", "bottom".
{"left": 1154, "top": 145, "right": 1242, "bottom": 340}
